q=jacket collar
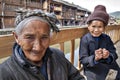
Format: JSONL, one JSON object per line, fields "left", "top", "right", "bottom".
{"left": 87, "top": 32, "right": 104, "bottom": 41}
{"left": 12, "top": 43, "right": 52, "bottom": 69}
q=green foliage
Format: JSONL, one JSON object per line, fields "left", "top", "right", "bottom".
{"left": 0, "top": 28, "right": 14, "bottom": 35}
{"left": 0, "top": 31, "right": 13, "bottom": 35}
{"left": 116, "top": 19, "right": 120, "bottom": 24}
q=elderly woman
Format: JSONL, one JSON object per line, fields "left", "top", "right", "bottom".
{"left": 0, "top": 9, "right": 85, "bottom": 80}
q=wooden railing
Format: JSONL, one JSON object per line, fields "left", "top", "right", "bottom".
{"left": 0, "top": 25, "right": 120, "bottom": 69}
{"left": 105, "top": 25, "right": 120, "bottom": 44}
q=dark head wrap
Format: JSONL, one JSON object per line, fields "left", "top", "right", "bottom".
{"left": 15, "top": 9, "right": 60, "bottom": 33}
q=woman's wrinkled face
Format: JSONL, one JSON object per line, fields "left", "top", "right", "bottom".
{"left": 88, "top": 20, "right": 105, "bottom": 37}
{"left": 14, "top": 20, "right": 50, "bottom": 63}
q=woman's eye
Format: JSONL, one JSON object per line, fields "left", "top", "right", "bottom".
{"left": 42, "top": 36, "right": 49, "bottom": 39}
{"left": 41, "top": 36, "right": 49, "bottom": 40}
{"left": 26, "top": 36, "right": 34, "bottom": 39}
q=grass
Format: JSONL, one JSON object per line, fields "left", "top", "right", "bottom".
{"left": 116, "top": 19, "right": 120, "bottom": 24}
{"left": 0, "top": 57, "right": 9, "bottom": 64}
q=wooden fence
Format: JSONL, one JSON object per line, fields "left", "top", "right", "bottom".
{"left": 0, "top": 25, "right": 120, "bottom": 69}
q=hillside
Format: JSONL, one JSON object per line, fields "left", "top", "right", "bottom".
{"left": 109, "top": 11, "right": 120, "bottom": 19}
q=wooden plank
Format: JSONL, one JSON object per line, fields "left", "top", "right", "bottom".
{"left": 0, "top": 34, "right": 14, "bottom": 58}
{"left": 60, "top": 42, "right": 64, "bottom": 52}
{"left": 0, "top": 25, "right": 120, "bottom": 59}
{"left": 50, "top": 28, "right": 88, "bottom": 45}
{"left": 70, "top": 39, "right": 75, "bottom": 64}
{"left": 0, "top": 27, "right": 88, "bottom": 58}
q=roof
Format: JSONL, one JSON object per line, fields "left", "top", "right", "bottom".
{"left": 52, "top": 0, "right": 91, "bottom": 12}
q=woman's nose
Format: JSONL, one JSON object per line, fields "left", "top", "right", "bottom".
{"left": 33, "top": 39, "right": 41, "bottom": 51}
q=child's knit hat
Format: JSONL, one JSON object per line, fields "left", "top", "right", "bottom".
{"left": 86, "top": 5, "right": 109, "bottom": 26}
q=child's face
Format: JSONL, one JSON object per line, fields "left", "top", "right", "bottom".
{"left": 88, "top": 20, "right": 105, "bottom": 37}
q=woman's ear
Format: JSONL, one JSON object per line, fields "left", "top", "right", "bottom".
{"left": 12, "top": 31, "right": 19, "bottom": 43}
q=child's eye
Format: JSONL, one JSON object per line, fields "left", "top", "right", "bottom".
{"left": 92, "top": 26, "right": 102, "bottom": 28}
{"left": 98, "top": 26, "right": 102, "bottom": 28}
{"left": 92, "top": 26, "right": 96, "bottom": 28}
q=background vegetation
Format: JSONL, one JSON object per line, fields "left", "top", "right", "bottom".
{"left": 110, "top": 11, "right": 120, "bottom": 24}
{"left": 110, "top": 11, "right": 120, "bottom": 19}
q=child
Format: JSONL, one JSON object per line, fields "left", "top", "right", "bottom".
{"left": 79, "top": 5, "right": 120, "bottom": 80}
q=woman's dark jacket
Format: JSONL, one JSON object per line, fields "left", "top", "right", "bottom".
{"left": 79, "top": 33, "right": 120, "bottom": 80}
{"left": 0, "top": 43, "right": 85, "bottom": 80}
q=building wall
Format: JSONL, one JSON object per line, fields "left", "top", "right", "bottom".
{"left": 0, "top": 0, "right": 90, "bottom": 29}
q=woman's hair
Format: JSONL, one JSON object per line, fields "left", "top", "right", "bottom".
{"left": 15, "top": 9, "right": 60, "bottom": 35}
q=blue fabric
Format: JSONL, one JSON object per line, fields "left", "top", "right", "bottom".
{"left": 93, "top": 36, "right": 112, "bottom": 64}
{"left": 94, "top": 60, "right": 99, "bottom": 64}
{"left": 17, "top": 44, "right": 48, "bottom": 80}
{"left": 40, "top": 60, "right": 48, "bottom": 80}
{"left": 93, "top": 36, "right": 100, "bottom": 50}
{"left": 93, "top": 37, "right": 100, "bottom": 41}
{"left": 105, "top": 56, "right": 112, "bottom": 64}
{"left": 93, "top": 36, "right": 100, "bottom": 65}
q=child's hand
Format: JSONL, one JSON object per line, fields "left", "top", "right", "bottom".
{"left": 102, "top": 48, "right": 110, "bottom": 59}
{"left": 95, "top": 48, "right": 103, "bottom": 61}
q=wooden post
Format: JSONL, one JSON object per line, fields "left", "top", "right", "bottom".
{"left": 60, "top": 42, "right": 64, "bottom": 52}
{"left": 1, "top": 0, "right": 5, "bottom": 29}
{"left": 70, "top": 39, "right": 75, "bottom": 64}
